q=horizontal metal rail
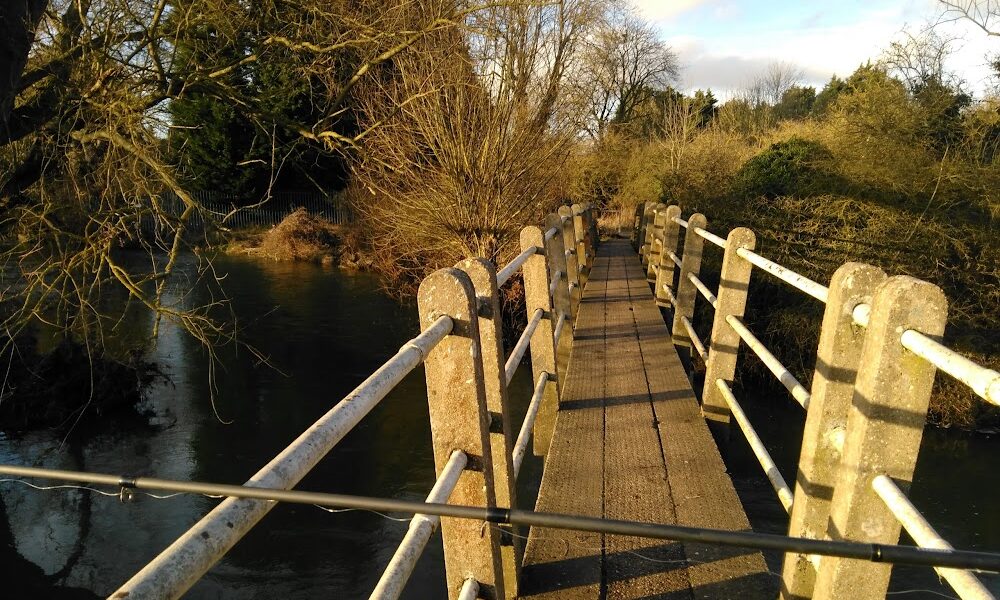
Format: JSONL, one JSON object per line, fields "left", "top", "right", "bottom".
{"left": 370, "top": 450, "right": 468, "bottom": 600}
{"left": 659, "top": 283, "right": 678, "bottom": 309}
{"left": 544, "top": 226, "right": 558, "bottom": 242}
{"left": 497, "top": 247, "right": 536, "bottom": 287}
{"left": 553, "top": 311, "right": 567, "bottom": 346}
{"left": 694, "top": 226, "right": 727, "bottom": 249}
{"left": 667, "top": 251, "right": 682, "bottom": 269}
{"left": 680, "top": 316, "right": 708, "bottom": 361}
{"left": 672, "top": 216, "right": 689, "bottom": 228}
{"left": 505, "top": 308, "right": 544, "bottom": 385}
{"left": 5, "top": 464, "right": 999, "bottom": 572}
{"left": 735, "top": 247, "right": 830, "bottom": 303}
{"left": 110, "top": 315, "right": 454, "bottom": 599}
{"left": 853, "top": 304, "right": 1000, "bottom": 407}
{"left": 716, "top": 380, "right": 794, "bottom": 512}
{"left": 688, "top": 273, "right": 718, "bottom": 309}
{"left": 726, "top": 315, "right": 811, "bottom": 410}
{"left": 872, "top": 475, "right": 995, "bottom": 600}
{"left": 457, "top": 579, "right": 479, "bottom": 600}
{"left": 549, "top": 271, "right": 562, "bottom": 299}
{"left": 512, "top": 372, "right": 550, "bottom": 478}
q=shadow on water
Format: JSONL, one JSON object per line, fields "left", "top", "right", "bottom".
{"left": 0, "top": 252, "right": 545, "bottom": 598}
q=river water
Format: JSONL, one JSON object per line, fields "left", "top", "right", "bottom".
{"left": 0, "top": 254, "right": 996, "bottom": 598}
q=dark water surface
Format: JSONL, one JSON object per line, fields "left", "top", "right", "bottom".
{"left": 0, "top": 254, "right": 996, "bottom": 598}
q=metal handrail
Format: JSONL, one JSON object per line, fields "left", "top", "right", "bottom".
{"left": 497, "top": 247, "right": 536, "bottom": 287}
{"left": 672, "top": 216, "right": 689, "bottom": 228}
{"left": 688, "top": 273, "right": 718, "bottom": 309}
{"left": 553, "top": 311, "right": 567, "bottom": 346}
{"left": 667, "top": 251, "right": 682, "bottom": 269}
{"left": 716, "top": 379, "right": 794, "bottom": 512}
{"left": 736, "top": 247, "right": 830, "bottom": 303}
{"left": 694, "top": 226, "right": 727, "bottom": 249}
{"left": 370, "top": 450, "right": 468, "bottom": 600}
{"left": 112, "top": 315, "right": 454, "bottom": 599}
{"left": 726, "top": 315, "right": 811, "bottom": 410}
{"left": 457, "top": 579, "right": 480, "bottom": 600}
{"left": 512, "top": 372, "right": 550, "bottom": 478}
{"left": 505, "top": 308, "right": 544, "bottom": 385}
{"left": 549, "top": 270, "right": 562, "bottom": 299}
{"left": 680, "top": 316, "right": 708, "bottom": 361}
{"left": 872, "top": 475, "right": 994, "bottom": 600}
{"left": 659, "top": 283, "right": 678, "bottom": 309}
{"left": 853, "top": 304, "right": 1000, "bottom": 407}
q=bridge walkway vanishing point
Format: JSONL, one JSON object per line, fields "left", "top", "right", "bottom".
{"left": 519, "top": 239, "right": 774, "bottom": 599}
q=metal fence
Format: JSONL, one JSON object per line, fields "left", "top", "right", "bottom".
{"left": 635, "top": 200, "right": 998, "bottom": 600}
{"left": 152, "top": 191, "right": 353, "bottom": 231}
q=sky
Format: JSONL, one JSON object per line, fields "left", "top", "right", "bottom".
{"left": 631, "top": 0, "right": 999, "bottom": 99}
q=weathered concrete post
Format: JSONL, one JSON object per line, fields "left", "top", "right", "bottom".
{"left": 545, "top": 213, "right": 574, "bottom": 382}
{"left": 571, "top": 203, "right": 589, "bottom": 288}
{"left": 781, "top": 263, "right": 886, "bottom": 600}
{"left": 520, "top": 224, "right": 560, "bottom": 455}
{"left": 559, "top": 206, "right": 582, "bottom": 319}
{"left": 646, "top": 203, "right": 667, "bottom": 282}
{"left": 417, "top": 268, "right": 507, "bottom": 600}
{"left": 654, "top": 206, "right": 683, "bottom": 308}
{"left": 639, "top": 201, "right": 656, "bottom": 264}
{"left": 700, "top": 227, "right": 754, "bottom": 439}
{"left": 811, "top": 276, "right": 947, "bottom": 600}
{"left": 631, "top": 204, "right": 643, "bottom": 250}
{"left": 670, "top": 213, "right": 708, "bottom": 364}
{"left": 456, "top": 258, "right": 523, "bottom": 597}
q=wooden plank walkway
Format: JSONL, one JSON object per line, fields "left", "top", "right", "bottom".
{"left": 519, "top": 239, "right": 776, "bottom": 599}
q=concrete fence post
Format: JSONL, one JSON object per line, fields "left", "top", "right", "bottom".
{"left": 571, "top": 203, "right": 589, "bottom": 288}
{"left": 811, "top": 276, "right": 947, "bottom": 600}
{"left": 456, "top": 258, "right": 523, "bottom": 597}
{"left": 631, "top": 204, "right": 643, "bottom": 250}
{"left": 545, "top": 213, "right": 573, "bottom": 381}
{"left": 670, "top": 213, "right": 708, "bottom": 365}
{"left": 559, "top": 206, "right": 582, "bottom": 319}
{"left": 654, "top": 206, "right": 683, "bottom": 308}
{"left": 417, "top": 268, "right": 507, "bottom": 600}
{"left": 520, "top": 225, "right": 561, "bottom": 456}
{"left": 646, "top": 203, "right": 667, "bottom": 282}
{"left": 700, "top": 227, "right": 755, "bottom": 440}
{"left": 781, "top": 263, "right": 886, "bottom": 600}
{"left": 639, "top": 201, "right": 656, "bottom": 264}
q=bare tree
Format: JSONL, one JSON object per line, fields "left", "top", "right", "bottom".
{"left": 938, "top": 0, "right": 999, "bottom": 36}
{"left": 880, "top": 26, "right": 964, "bottom": 92}
{"left": 0, "top": 0, "right": 481, "bottom": 362}
{"left": 743, "top": 61, "right": 804, "bottom": 107}
{"left": 570, "top": 5, "right": 680, "bottom": 138}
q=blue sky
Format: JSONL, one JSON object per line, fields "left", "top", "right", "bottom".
{"left": 632, "top": 0, "right": 998, "bottom": 98}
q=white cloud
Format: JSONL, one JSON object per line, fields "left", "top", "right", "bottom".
{"left": 631, "top": 0, "right": 714, "bottom": 21}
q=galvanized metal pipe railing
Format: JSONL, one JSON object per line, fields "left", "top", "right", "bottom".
{"left": 667, "top": 251, "right": 683, "bottom": 269}
{"left": 688, "top": 273, "right": 719, "bottom": 309}
{"left": 853, "top": 304, "right": 1000, "bottom": 407}
{"left": 553, "top": 311, "right": 568, "bottom": 346}
{"left": 512, "top": 372, "right": 550, "bottom": 479}
{"left": 543, "top": 226, "right": 558, "bottom": 242}
{"left": 6, "top": 464, "right": 999, "bottom": 571}
{"left": 735, "top": 246, "right": 830, "bottom": 303}
{"left": 694, "top": 226, "right": 727, "bottom": 249}
{"left": 672, "top": 216, "right": 689, "bottom": 229}
{"left": 872, "top": 475, "right": 995, "bottom": 600}
{"left": 370, "top": 450, "right": 468, "bottom": 600}
{"left": 680, "top": 316, "right": 708, "bottom": 362}
{"left": 111, "top": 315, "right": 454, "bottom": 599}
{"left": 659, "top": 283, "right": 678, "bottom": 309}
{"left": 497, "top": 247, "right": 536, "bottom": 287}
{"left": 457, "top": 578, "right": 480, "bottom": 600}
{"left": 549, "top": 270, "right": 562, "bottom": 300}
{"left": 725, "top": 315, "right": 812, "bottom": 410}
{"left": 505, "top": 308, "right": 545, "bottom": 385}
{"left": 716, "top": 379, "right": 794, "bottom": 512}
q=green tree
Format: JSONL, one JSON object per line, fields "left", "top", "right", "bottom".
{"left": 773, "top": 85, "right": 815, "bottom": 120}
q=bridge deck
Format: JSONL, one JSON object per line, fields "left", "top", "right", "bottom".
{"left": 519, "top": 239, "right": 774, "bottom": 599}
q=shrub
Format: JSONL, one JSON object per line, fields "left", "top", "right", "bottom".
{"left": 259, "top": 208, "right": 342, "bottom": 262}
{"left": 733, "top": 137, "right": 836, "bottom": 199}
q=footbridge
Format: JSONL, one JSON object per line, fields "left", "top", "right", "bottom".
{"left": 2, "top": 203, "right": 998, "bottom": 600}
